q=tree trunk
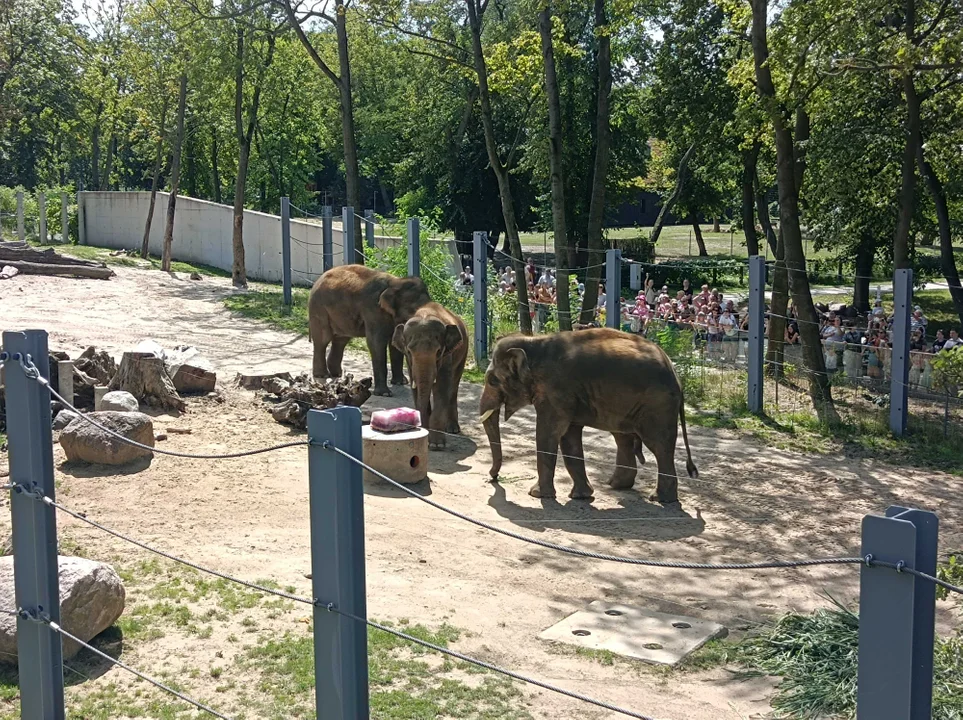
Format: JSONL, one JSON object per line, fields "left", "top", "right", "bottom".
{"left": 766, "top": 227, "right": 788, "bottom": 377}
{"left": 109, "top": 352, "right": 185, "bottom": 412}
{"left": 917, "top": 138, "right": 963, "bottom": 326}
{"left": 91, "top": 120, "right": 101, "bottom": 191}
{"left": 162, "top": 72, "right": 188, "bottom": 273}
{"left": 579, "top": 0, "right": 614, "bottom": 324}
{"left": 649, "top": 144, "right": 696, "bottom": 247}
{"left": 692, "top": 219, "right": 708, "bottom": 256}
{"left": 102, "top": 135, "right": 116, "bottom": 191}
{"left": 893, "top": 0, "right": 919, "bottom": 271}
{"left": 466, "top": 0, "right": 532, "bottom": 334}
{"left": 211, "top": 124, "right": 222, "bottom": 204}
{"left": 742, "top": 142, "right": 760, "bottom": 256}
{"left": 538, "top": 6, "right": 572, "bottom": 331}
{"left": 754, "top": 173, "right": 777, "bottom": 256}
{"left": 750, "top": 0, "right": 838, "bottom": 424}
{"left": 335, "top": 0, "right": 363, "bottom": 263}
{"left": 233, "top": 140, "right": 251, "bottom": 286}
{"left": 141, "top": 97, "right": 169, "bottom": 259}
{"left": 853, "top": 231, "right": 875, "bottom": 315}
{"left": 712, "top": 217, "right": 720, "bottom": 233}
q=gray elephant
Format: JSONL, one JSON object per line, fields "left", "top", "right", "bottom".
{"left": 479, "top": 328, "right": 698, "bottom": 504}
{"left": 392, "top": 302, "right": 468, "bottom": 448}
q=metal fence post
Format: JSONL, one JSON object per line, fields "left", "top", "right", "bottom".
{"left": 605, "top": 249, "right": 621, "bottom": 329}
{"left": 342, "top": 207, "right": 355, "bottom": 266}
{"left": 747, "top": 256, "right": 765, "bottom": 414}
{"left": 407, "top": 218, "right": 421, "bottom": 277}
{"left": 322, "top": 206, "right": 333, "bottom": 272}
{"left": 280, "top": 197, "right": 292, "bottom": 306}
{"left": 16, "top": 191, "right": 25, "bottom": 243}
{"left": 629, "top": 262, "right": 642, "bottom": 291}
{"left": 60, "top": 193, "right": 69, "bottom": 243}
{"left": 3, "top": 330, "right": 66, "bottom": 719}
{"left": 890, "top": 268, "right": 913, "bottom": 436}
{"left": 364, "top": 210, "right": 375, "bottom": 249}
{"left": 307, "top": 406, "right": 369, "bottom": 720}
{"left": 473, "top": 231, "right": 489, "bottom": 367}
{"left": 857, "top": 506, "right": 937, "bottom": 720}
{"left": 38, "top": 192, "right": 47, "bottom": 244}
{"left": 77, "top": 192, "right": 86, "bottom": 246}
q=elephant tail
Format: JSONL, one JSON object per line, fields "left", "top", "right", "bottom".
{"left": 679, "top": 403, "right": 698, "bottom": 479}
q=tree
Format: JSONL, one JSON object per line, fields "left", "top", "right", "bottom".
{"left": 162, "top": 71, "right": 188, "bottom": 271}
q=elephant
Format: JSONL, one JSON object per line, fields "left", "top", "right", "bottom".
{"left": 392, "top": 303, "right": 469, "bottom": 448}
{"left": 308, "top": 265, "right": 431, "bottom": 396}
{"left": 479, "top": 327, "right": 698, "bottom": 504}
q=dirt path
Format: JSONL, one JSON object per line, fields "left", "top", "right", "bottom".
{"left": 2, "top": 266, "right": 961, "bottom": 719}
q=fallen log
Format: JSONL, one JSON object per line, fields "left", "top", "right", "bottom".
{"left": 0, "top": 261, "right": 114, "bottom": 280}
{"left": 0, "top": 243, "right": 106, "bottom": 267}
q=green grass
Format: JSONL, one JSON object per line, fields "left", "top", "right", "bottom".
{"left": 223, "top": 287, "right": 310, "bottom": 336}
{"left": 738, "top": 601, "right": 963, "bottom": 719}
{"left": 238, "top": 621, "right": 530, "bottom": 719}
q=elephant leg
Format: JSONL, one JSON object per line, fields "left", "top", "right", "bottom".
{"left": 427, "top": 380, "right": 447, "bottom": 450}
{"left": 444, "top": 354, "right": 466, "bottom": 435}
{"left": 641, "top": 427, "right": 680, "bottom": 505}
{"left": 530, "top": 411, "right": 568, "bottom": 499}
{"left": 633, "top": 434, "right": 646, "bottom": 465}
{"left": 326, "top": 336, "right": 350, "bottom": 377}
{"left": 311, "top": 316, "right": 332, "bottom": 379}
{"left": 609, "top": 433, "right": 639, "bottom": 490}
{"left": 560, "top": 425, "right": 593, "bottom": 500}
{"left": 390, "top": 345, "right": 408, "bottom": 386}
{"left": 366, "top": 332, "right": 391, "bottom": 396}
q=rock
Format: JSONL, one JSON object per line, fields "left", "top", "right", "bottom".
{"left": 261, "top": 376, "right": 291, "bottom": 395}
{"left": 59, "top": 411, "right": 154, "bottom": 465}
{"left": 155, "top": 433, "right": 167, "bottom": 441}
{"left": 0, "top": 556, "right": 125, "bottom": 662}
{"left": 190, "top": 271, "right": 202, "bottom": 280}
{"left": 52, "top": 409, "right": 79, "bottom": 431}
{"left": 165, "top": 347, "right": 216, "bottom": 394}
{"left": 100, "top": 390, "right": 139, "bottom": 413}
{"left": 0, "top": 265, "right": 19, "bottom": 280}
{"left": 235, "top": 371, "right": 293, "bottom": 391}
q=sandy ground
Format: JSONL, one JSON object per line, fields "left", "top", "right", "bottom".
{"left": 2, "top": 266, "right": 962, "bottom": 720}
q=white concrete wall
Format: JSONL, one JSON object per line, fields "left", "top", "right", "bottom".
{"left": 77, "top": 191, "right": 407, "bottom": 286}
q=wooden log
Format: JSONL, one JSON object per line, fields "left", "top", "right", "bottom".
{"left": 108, "top": 352, "right": 185, "bottom": 412}
{"left": 0, "top": 243, "right": 106, "bottom": 267}
{"left": 0, "top": 261, "right": 114, "bottom": 280}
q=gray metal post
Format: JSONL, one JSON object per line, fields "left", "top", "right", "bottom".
{"left": 407, "top": 217, "right": 421, "bottom": 277}
{"left": 322, "top": 206, "right": 333, "bottom": 272}
{"left": 747, "top": 256, "right": 765, "bottom": 414}
{"left": 342, "top": 206, "right": 355, "bottom": 266}
{"left": 857, "top": 507, "right": 938, "bottom": 720}
{"left": 57, "top": 361, "right": 74, "bottom": 407}
{"left": 306, "top": 406, "right": 369, "bottom": 720}
{"left": 629, "top": 262, "right": 642, "bottom": 291}
{"left": 77, "top": 192, "right": 86, "bottom": 246}
{"left": 364, "top": 210, "right": 375, "bottom": 249}
{"left": 890, "top": 268, "right": 913, "bottom": 436}
{"left": 16, "top": 191, "right": 25, "bottom": 243}
{"left": 60, "top": 193, "right": 69, "bottom": 243}
{"left": 38, "top": 192, "right": 47, "bottom": 244}
{"left": 280, "top": 197, "right": 292, "bottom": 306}
{"left": 3, "top": 330, "right": 66, "bottom": 719}
{"left": 473, "top": 231, "right": 489, "bottom": 367}
{"left": 605, "top": 248, "right": 621, "bottom": 329}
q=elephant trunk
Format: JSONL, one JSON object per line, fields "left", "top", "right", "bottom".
{"left": 479, "top": 384, "right": 502, "bottom": 479}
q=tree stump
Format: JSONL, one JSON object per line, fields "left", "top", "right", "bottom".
{"left": 108, "top": 352, "right": 185, "bottom": 412}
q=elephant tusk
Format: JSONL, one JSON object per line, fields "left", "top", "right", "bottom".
{"left": 479, "top": 408, "right": 496, "bottom": 422}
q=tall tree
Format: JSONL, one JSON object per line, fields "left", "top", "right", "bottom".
{"left": 162, "top": 71, "right": 188, "bottom": 271}
{"left": 538, "top": 4, "right": 572, "bottom": 331}
{"left": 141, "top": 96, "right": 169, "bottom": 258}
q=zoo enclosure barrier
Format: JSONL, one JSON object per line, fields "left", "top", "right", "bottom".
{"left": 1, "top": 190, "right": 74, "bottom": 244}
{"left": 3, "top": 331, "right": 962, "bottom": 719}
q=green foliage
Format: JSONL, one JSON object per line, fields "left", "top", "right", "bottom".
{"left": 937, "top": 554, "right": 963, "bottom": 602}
{"left": 932, "top": 347, "right": 963, "bottom": 397}
{"left": 740, "top": 602, "right": 963, "bottom": 720}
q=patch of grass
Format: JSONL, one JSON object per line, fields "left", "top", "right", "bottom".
{"left": 224, "top": 287, "right": 311, "bottom": 336}
{"left": 238, "top": 621, "right": 530, "bottom": 719}
{"left": 938, "top": 554, "right": 963, "bottom": 601}
{"left": 739, "top": 602, "right": 963, "bottom": 719}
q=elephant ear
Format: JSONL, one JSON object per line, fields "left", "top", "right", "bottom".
{"left": 502, "top": 347, "right": 530, "bottom": 385}
{"left": 391, "top": 323, "right": 407, "bottom": 352}
{"left": 443, "top": 325, "right": 463, "bottom": 355}
{"left": 378, "top": 286, "right": 398, "bottom": 315}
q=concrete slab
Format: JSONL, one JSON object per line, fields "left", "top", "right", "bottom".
{"left": 539, "top": 601, "right": 727, "bottom": 666}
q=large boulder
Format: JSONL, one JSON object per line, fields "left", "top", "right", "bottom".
{"left": 59, "top": 411, "right": 154, "bottom": 465}
{"left": 0, "top": 556, "right": 126, "bottom": 662}
{"left": 100, "top": 390, "right": 139, "bottom": 413}
{"left": 52, "top": 409, "right": 79, "bottom": 431}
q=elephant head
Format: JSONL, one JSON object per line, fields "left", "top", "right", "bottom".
{"left": 479, "top": 342, "right": 533, "bottom": 478}
{"left": 378, "top": 277, "right": 431, "bottom": 322}
{"left": 392, "top": 315, "right": 463, "bottom": 445}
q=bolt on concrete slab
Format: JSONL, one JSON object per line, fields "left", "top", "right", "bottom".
{"left": 539, "top": 601, "right": 727, "bottom": 666}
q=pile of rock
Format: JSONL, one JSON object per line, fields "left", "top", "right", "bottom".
{"left": 249, "top": 372, "right": 373, "bottom": 429}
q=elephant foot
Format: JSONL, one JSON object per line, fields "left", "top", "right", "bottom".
{"left": 608, "top": 469, "right": 637, "bottom": 490}
{"left": 649, "top": 491, "right": 680, "bottom": 506}
{"left": 429, "top": 440, "right": 446, "bottom": 450}
{"left": 391, "top": 375, "right": 409, "bottom": 386}
{"left": 569, "top": 484, "right": 595, "bottom": 501}
{"left": 528, "top": 482, "right": 556, "bottom": 499}
{"left": 445, "top": 422, "right": 461, "bottom": 435}
{"left": 372, "top": 385, "right": 393, "bottom": 397}
{"left": 313, "top": 372, "right": 330, "bottom": 381}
